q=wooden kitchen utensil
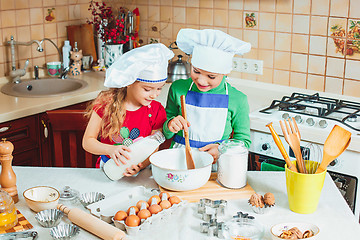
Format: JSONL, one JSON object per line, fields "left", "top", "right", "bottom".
{"left": 266, "top": 122, "right": 298, "bottom": 173}
{"left": 0, "top": 139, "right": 18, "bottom": 203}
{"left": 315, "top": 125, "right": 351, "bottom": 174}
{"left": 180, "top": 95, "right": 195, "bottom": 170}
{"left": 57, "top": 204, "right": 126, "bottom": 240}
{"left": 280, "top": 118, "right": 307, "bottom": 174}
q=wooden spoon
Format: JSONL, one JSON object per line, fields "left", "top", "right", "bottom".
{"left": 180, "top": 95, "right": 195, "bottom": 170}
{"left": 315, "top": 125, "right": 351, "bottom": 173}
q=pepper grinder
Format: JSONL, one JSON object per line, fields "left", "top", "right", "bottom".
{"left": 0, "top": 138, "right": 18, "bottom": 203}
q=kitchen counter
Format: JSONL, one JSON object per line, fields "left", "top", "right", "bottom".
{"left": 12, "top": 166, "right": 360, "bottom": 239}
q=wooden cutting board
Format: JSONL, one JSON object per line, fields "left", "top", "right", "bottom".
{"left": 67, "top": 24, "right": 98, "bottom": 62}
{"left": 159, "top": 173, "right": 255, "bottom": 202}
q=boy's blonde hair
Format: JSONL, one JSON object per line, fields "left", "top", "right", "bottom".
{"left": 85, "top": 88, "right": 127, "bottom": 140}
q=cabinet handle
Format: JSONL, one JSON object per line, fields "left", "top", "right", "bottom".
{"left": 41, "top": 120, "right": 48, "bottom": 139}
{"left": 0, "top": 125, "right": 11, "bottom": 133}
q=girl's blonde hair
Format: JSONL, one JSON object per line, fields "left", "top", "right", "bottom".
{"left": 85, "top": 88, "right": 127, "bottom": 140}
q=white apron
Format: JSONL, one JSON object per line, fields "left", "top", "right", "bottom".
{"left": 173, "top": 82, "right": 229, "bottom": 148}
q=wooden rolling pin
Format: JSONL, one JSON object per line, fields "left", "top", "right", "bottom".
{"left": 57, "top": 204, "right": 126, "bottom": 240}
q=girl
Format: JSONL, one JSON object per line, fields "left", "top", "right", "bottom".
{"left": 83, "top": 43, "right": 174, "bottom": 176}
{"left": 163, "top": 29, "right": 252, "bottom": 162}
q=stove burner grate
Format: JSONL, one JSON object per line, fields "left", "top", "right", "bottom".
{"left": 260, "top": 92, "right": 360, "bottom": 132}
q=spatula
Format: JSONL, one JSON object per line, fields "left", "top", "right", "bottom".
{"left": 180, "top": 95, "right": 195, "bottom": 170}
{"left": 315, "top": 125, "right": 351, "bottom": 173}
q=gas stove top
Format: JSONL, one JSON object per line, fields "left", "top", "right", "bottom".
{"left": 258, "top": 92, "right": 360, "bottom": 132}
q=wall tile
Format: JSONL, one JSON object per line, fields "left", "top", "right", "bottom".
{"left": 276, "top": 13, "right": 292, "bottom": 33}
{"left": 293, "top": 0, "right": 310, "bottom": 14}
{"left": 0, "top": 63, "right": 4, "bottom": 77}
{"left": 243, "top": 47, "right": 257, "bottom": 59}
{"left": 161, "top": 0, "right": 172, "bottom": 6}
{"left": 229, "top": 0, "right": 243, "bottom": 10}
{"left": 293, "top": 15, "right": 310, "bottom": 34}
{"left": 160, "top": 6, "right": 172, "bottom": 22}
{"left": 69, "top": 4, "right": 81, "bottom": 20}
{"left": 327, "top": 37, "right": 345, "bottom": 57}
{"left": 44, "top": 38, "right": 58, "bottom": 55}
{"left": 56, "top": 0, "right": 68, "bottom": 6}
{"left": 308, "top": 55, "right": 326, "bottom": 75}
{"left": 328, "top": 17, "right": 347, "bottom": 37}
{"left": 344, "top": 79, "right": 360, "bottom": 97}
{"left": 309, "top": 36, "right": 327, "bottom": 55}
{"left": 15, "top": 0, "right": 29, "bottom": 9}
{"left": 149, "top": 0, "right": 160, "bottom": 5}
{"left": 244, "top": 0, "right": 259, "bottom": 11}
{"left": 276, "top": 0, "right": 293, "bottom": 13}
{"left": 80, "top": 3, "right": 91, "bottom": 20}
{"left": 275, "top": 32, "right": 291, "bottom": 51}
{"left": 345, "top": 59, "right": 360, "bottom": 79}
{"left": 1, "top": 0, "right": 15, "bottom": 10}
{"left": 330, "top": 0, "right": 349, "bottom": 17}
{"left": 325, "top": 76, "right": 343, "bottom": 94}
{"left": 30, "top": 25, "right": 44, "bottom": 40}
{"left": 291, "top": 34, "right": 309, "bottom": 53}
{"left": 307, "top": 74, "right": 325, "bottom": 91}
{"left": 44, "top": 23, "right": 57, "bottom": 38}
{"left": 257, "top": 67, "right": 273, "bottom": 83}
{"left": 43, "top": 0, "right": 55, "bottom": 7}
{"left": 258, "top": 49, "right": 274, "bottom": 68}
{"left": 148, "top": 6, "right": 160, "bottom": 22}
{"left": 213, "top": 0, "right": 227, "bottom": 9}
{"left": 259, "top": 13, "right": 275, "bottom": 31}
{"left": 243, "top": 29, "right": 258, "bottom": 48}
{"left": 214, "top": 9, "right": 228, "bottom": 27}
{"left": 186, "top": 8, "right": 200, "bottom": 25}
{"left": 228, "top": 28, "right": 243, "bottom": 40}
{"left": 326, "top": 57, "right": 345, "bottom": 78}
{"left": 349, "top": 0, "right": 360, "bottom": 19}
{"left": 273, "top": 69, "right": 290, "bottom": 86}
{"left": 0, "top": 46, "right": 4, "bottom": 63}
{"left": 242, "top": 72, "right": 257, "bottom": 81}
{"left": 258, "top": 31, "right": 275, "bottom": 50}
{"left": 259, "top": 0, "right": 275, "bottom": 12}
{"left": 229, "top": 10, "right": 242, "bottom": 28}
{"left": 56, "top": 6, "right": 69, "bottom": 21}
{"left": 173, "top": 7, "right": 186, "bottom": 23}
{"left": 16, "top": 9, "right": 30, "bottom": 26}
{"left": 199, "top": 8, "right": 214, "bottom": 26}
{"left": 30, "top": 8, "right": 44, "bottom": 25}
{"left": 291, "top": 53, "right": 308, "bottom": 72}
{"left": 29, "top": 0, "right": 42, "bottom": 8}
{"left": 310, "top": 16, "right": 328, "bottom": 36}
{"left": 311, "top": 0, "right": 330, "bottom": 16}
{"left": 200, "top": 0, "right": 214, "bottom": 9}
{"left": 1, "top": 11, "right": 16, "bottom": 28}
{"left": 290, "top": 72, "right": 307, "bottom": 88}
{"left": 186, "top": 0, "right": 199, "bottom": 8}
{"left": 274, "top": 51, "right": 291, "bottom": 70}
{"left": 160, "top": 22, "right": 172, "bottom": 40}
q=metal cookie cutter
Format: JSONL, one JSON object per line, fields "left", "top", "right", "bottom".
{"left": 233, "top": 211, "right": 255, "bottom": 221}
{"left": 200, "top": 218, "right": 225, "bottom": 237}
{"left": 198, "top": 198, "right": 227, "bottom": 216}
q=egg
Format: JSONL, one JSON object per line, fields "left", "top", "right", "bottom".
{"left": 125, "top": 215, "right": 140, "bottom": 227}
{"left": 114, "top": 210, "right": 128, "bottom": 221}
{"left": 159, "top": 192, "right": 170, "bottom": 200}
{"left": 159, "top": 200, "right": 172, "bottom": 209}
{"left": 136, "top": 200, "right": 149, "bottom": 210}
{"left": 138, "top": 208, "right": 151, "bottom": 220}
{"left": 127, "top": 206, "right": 139, "bottom": 215}
{"left": 148, "top": 195, "right": 161, "bottom": 205}
{"left": 148, "top": 197, "right": 162, "bottom": 215}
{"left": 169, "top": 196, "right": 181, "bottom": 205}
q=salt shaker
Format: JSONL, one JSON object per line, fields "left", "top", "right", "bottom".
{"left": 217, "top": 139, "right": 248, "bottom": 189}
{"left": 0, "top": 139, "right": 18, "bottom": 203}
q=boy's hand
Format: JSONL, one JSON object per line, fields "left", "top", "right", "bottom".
{"left": 168, "top": 115, "right": 190, "bottom": 133}
{"left": 124, "top": 163, "right": 143, "bottom": 176}
{"left": 199, "top": 144, "right": 220, "bottom": 163}
{"left": 107, "top": 145, "right": 131, "bottom": 166}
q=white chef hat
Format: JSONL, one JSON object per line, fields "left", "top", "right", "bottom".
{"left": 104, "top": 43, "right": 174, "bottom": 88}
{"left": 176, "top": 29, "right": 251, "bottom": 74}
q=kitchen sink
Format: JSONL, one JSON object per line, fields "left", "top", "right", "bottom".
{"left": 1, "top": 78, "right": 88, "bottom": 97}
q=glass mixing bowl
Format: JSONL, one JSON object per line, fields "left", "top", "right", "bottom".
{"left": 0, "top": 190, "right": 18, "bottom": 231}
{"left": 221, "top": 218, "right": 264, "bottom": 240}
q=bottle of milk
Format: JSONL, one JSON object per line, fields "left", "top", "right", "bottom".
{"left": 103, "top": 131, "right": 165, "bottom": 181}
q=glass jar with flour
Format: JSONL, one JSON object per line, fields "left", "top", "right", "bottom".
{"left": 217, "top": 139, "right": 249, "bottom": 189}
{"left": 103, "top": 131, "right": 165, "bottom": 181}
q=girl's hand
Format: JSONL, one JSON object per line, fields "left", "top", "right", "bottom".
{"left": 107, "top": 145, "right": 131, "bottom": 166}
{"left": 199, "top": 144, "right": 220, "bottom": 163}
{"left": 168, "top": 116, "right": 190, "bottom": 133}
{"left": 123, "top": 163, "right": 143, "bottom": 177}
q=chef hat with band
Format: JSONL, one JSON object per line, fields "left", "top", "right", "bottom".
{"left": 104, "top": 43, "right": 174, "bottom": 88}
{"left": 176, "top": 29, "right": 251, "bottom": 74}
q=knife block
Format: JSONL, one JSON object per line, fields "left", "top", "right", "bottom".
{"left": 0, "top": 139, "right": 18, "bottom": 203}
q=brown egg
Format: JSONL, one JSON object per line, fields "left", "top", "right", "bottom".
{"left": 138, "top": 208, "right": 151, "bottom": 220}
{"left": 148, "top": 197, "right": 162, "bottom": 215}
{"left": 125, "top": 215, "right": 140, "bottom": 227}
{"left": 114, "top": 210, "right": 128, "bottom": 221}
{"left": 159, "top": 192, "right": 170, "bottom": 200}
{"left": 136, "top": 200, "right": 149, "bottom": 210}
{"left": 127, "top": 206, "right": 139, "bottom": 215}
{"left": 148, "top": 195, "right": 161, "bottom": 205}
{"left": 159, "top": 200, "right": 172, "bottom": 209}
{"left": 169, "top": 196, "right": 181, "bottom": 205}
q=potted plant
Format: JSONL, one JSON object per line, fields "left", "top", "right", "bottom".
{"left": 87, "top": 0, "right": 135, "bottom": 68}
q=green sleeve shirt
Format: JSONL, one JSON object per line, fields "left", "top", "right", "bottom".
{"left": 163, "top": 77, "right": 251, "bottom": 148}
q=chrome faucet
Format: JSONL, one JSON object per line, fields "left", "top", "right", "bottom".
{"left": 7, "top": 36, "right": 42, "bottom": 83}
